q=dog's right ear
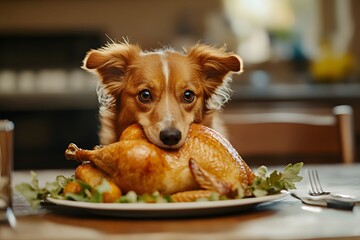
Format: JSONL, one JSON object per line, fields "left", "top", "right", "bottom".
{"left": 82, "top": 43, "right": 141, "bottom": 93}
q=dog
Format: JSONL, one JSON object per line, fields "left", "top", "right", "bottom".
{"left": 82, "top": 42, "right": 243, "bottom": 149}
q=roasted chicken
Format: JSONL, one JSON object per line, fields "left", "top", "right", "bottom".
{"left": 65, "top": 124, "right": 254, "bottom": 199}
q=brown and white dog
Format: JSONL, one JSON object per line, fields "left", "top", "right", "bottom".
{"left": 83, "top": 42, "right": 243, "bottom": 149}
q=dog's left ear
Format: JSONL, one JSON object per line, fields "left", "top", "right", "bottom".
{"left": 187, "top": 44, "right": 243, "bottom": 81}
{"left": 187, "top": 44, "right": 243, "bottom": 110}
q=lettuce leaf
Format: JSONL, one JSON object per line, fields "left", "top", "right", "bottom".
{"left": 15, "top": 171, "right": 72, "bottom": 208}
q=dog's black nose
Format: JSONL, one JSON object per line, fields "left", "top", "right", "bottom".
{"left": 160, "top": 128, "right": 182, "bottom": 146}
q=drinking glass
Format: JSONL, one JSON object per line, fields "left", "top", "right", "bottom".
{"left": 0, "top": 120, "right": 15, "bottom": 224}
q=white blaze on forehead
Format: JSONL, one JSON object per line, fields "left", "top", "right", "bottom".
{"left": 160, "top": 53, "right": 170, "bottom": 85}
{"left": 158, "top": 53, "right": 173, "bottom": 127}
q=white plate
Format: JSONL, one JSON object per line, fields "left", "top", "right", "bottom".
{"left": 45, "top": 192, "right": 289, "bottom": 218}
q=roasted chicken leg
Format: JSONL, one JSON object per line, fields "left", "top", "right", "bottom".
{"left": 65, "top": 124, "right": 254, "bottom": 196}
{"left": 63, "top": 163, "right": 122, "bottom": 203}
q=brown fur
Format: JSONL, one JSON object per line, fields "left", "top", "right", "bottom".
{"left": 83, "top": 42, "right": 243, "bottom": 148}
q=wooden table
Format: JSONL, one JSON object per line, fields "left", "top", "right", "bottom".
{"left": 1, "top": 164, "right": 360, "bottom": 240}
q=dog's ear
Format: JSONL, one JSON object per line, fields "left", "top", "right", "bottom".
{"left": 187, "top": 44, "right": 243, "bottom": 81}
{"left": 187, "top": 44, "right": 243, "bottom": 109}
{"left": 82, "top": 43, "right": 141, "bottom": 94}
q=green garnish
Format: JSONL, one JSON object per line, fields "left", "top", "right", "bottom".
{"left": 249, "top": 162, "right": 304, "bottom": 197}
{"left": 15, "top": 162, "right": 303, "bottom": 208}
{"left": 15, "top": 171, "right": 71, "bottom": 209}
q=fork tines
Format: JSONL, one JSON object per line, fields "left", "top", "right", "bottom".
{"left": 308, "top": 169, "right": 330, "bottom": 196}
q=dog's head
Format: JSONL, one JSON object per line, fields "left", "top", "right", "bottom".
{"left": 83, "top": 42, "right": 242, "bottom": 149}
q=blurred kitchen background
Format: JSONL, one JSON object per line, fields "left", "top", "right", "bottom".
{"left": 0, "top": 0, "right": 359, "bottom": 169}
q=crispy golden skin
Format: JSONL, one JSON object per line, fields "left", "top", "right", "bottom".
{"left": 65, "top": 124, "right": 254, "bottom": 196}
{"left": 171, "top": 190, "right": 214, "bottom": 202}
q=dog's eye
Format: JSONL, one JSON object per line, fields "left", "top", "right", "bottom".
{"left": 183, "top": 90, "right": 195, "bottom": 103}
{"left": 138, "top": 90, "right": 152, "bottom": 103}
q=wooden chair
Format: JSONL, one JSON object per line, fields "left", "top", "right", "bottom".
{"left": 223, "top": 105, "right": 355, "bottom": 165}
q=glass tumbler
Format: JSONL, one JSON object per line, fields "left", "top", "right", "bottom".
{"left": 0, "top": 120, "right": 14, "bottom": 212}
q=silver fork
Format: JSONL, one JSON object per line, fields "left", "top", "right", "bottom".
{"left": 308, "top": 169, "right": 330, "bottom": 196}
{"left": 306, "top": 169, "right": 356, "bottom": 210}
{"left": 308, "top": 169, "right": 358, "bottom": 200}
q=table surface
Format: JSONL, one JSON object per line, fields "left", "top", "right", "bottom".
{"left": 1, "top": 164, "right": 360, "bottom": 240}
